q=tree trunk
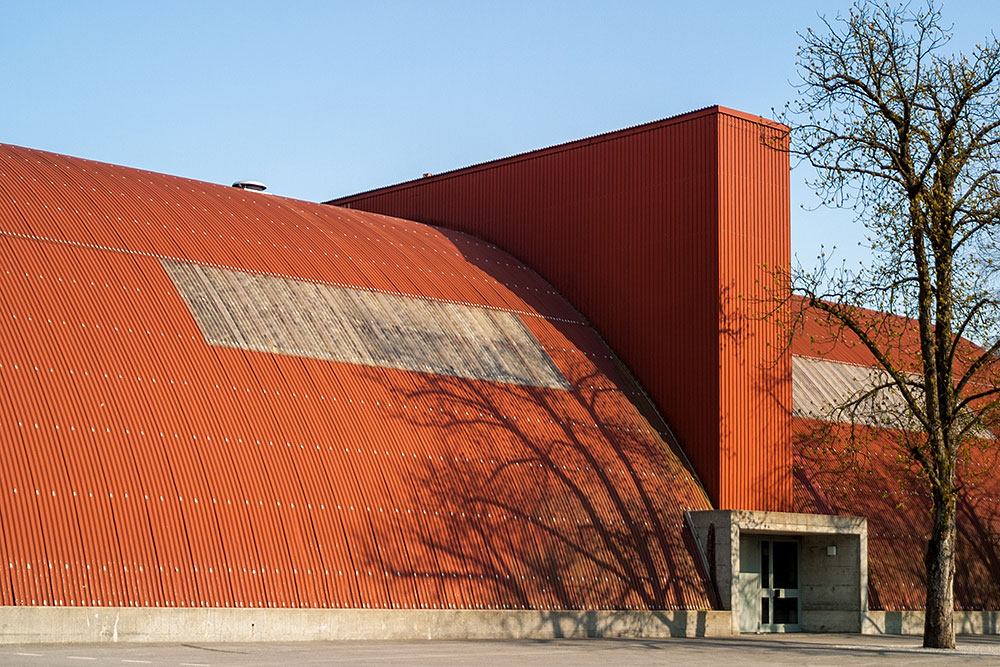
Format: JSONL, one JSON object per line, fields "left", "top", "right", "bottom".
{"left": 923, "top": 496, "right": 957, "bottom": 648}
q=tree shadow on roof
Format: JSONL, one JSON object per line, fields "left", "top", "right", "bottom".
{"left": 360, "top": 354, "right": 717, "bottom": 626}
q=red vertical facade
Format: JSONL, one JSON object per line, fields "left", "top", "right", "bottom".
{"left": 328, "top": 106, "right": 792, "bottom": 510}
{"left": 716, "top": 111, "right": 792, "bottom": 509}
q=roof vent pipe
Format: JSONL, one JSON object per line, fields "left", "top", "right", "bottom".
{"left": 232, "top": 180, "right": 267, "bottom": 192}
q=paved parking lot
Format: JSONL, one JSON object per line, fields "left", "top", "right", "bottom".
{"left": 2, "top": 635, "right": 1000, "bottom": 666}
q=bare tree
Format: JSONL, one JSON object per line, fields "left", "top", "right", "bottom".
{"left": 782, "top": 0, "right": 1000, "bottom": 649}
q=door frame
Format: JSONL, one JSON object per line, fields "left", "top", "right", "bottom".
{"left": 757, "top": 537, "right": 801, "bottom": 633}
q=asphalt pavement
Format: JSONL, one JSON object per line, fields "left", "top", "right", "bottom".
{"left": 2, "top": 634, "right": 1000, "bottom": 666}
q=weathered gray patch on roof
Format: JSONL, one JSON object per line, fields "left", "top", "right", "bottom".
{"left": 162, "top": 260, "right": 569, "bottom": 390}
{"left": 792, "top": 355, "right": 918, "bottom": 429}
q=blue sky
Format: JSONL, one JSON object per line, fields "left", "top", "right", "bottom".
{"left": 2, "top": 1, "right": 995, "bottom": 270}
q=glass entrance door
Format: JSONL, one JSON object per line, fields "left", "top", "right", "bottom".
{"left": 759, "top": 539, "right": 800, "bottom": 632}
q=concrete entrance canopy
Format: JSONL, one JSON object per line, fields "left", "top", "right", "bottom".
{"left": 687, "top": 510, "right": 868, "bottom": 634}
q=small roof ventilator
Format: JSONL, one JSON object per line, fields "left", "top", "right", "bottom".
{"left": 232, "top": 180, "right": 267, "bottom": 192}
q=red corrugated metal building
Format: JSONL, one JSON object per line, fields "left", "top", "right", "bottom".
{"left": 0, "top": 141, "right": 714, "bottom": 611}
{"left": 3, "top": 104, "right": 1000, "bottom": 622}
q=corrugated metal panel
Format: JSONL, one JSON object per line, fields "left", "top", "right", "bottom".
{"left": 793, "top": 417, "right": 1000, "bottom": 610}
{"left": 715, "top": 112, "right": 792, "bottom": 511}
{"left": 329, "top": 106, "right": 792, "bottom": 511}
{"left": 790, "top": 296, "right": 998, "bottom": 437}
{"left": 161, "top": 260, "right": 569, "bottom": 389}
{"left": 790, "top": 299, "right": 1000, "bottom": 611}
{"left": 0, "top": 142, "right": 715, "bottom": 611}
{"left": 792, "top": 355, "right": 915, "bottom": 428}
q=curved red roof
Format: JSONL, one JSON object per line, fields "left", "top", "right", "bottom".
{"left": 0, "top": 144, "right": 714, "bottom": 611}
{"left": 789, "top": 298, "right": 1000, "bottom": 610}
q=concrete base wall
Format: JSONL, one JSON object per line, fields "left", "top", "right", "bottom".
{"left": 802, "top": 610, "right": 862, "bottom": 633}
{"left": 864, "top": 611, "right": 1000, "bottom": 635}
{"left": 5, "top": 606, "right": 999, "bottom": 642}
{"left": 0, "top": 608, "right": 733, "bottom": 643}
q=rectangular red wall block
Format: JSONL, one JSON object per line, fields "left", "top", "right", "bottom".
{"left": 329, "top": 106, "right": 792, "bottom": 510}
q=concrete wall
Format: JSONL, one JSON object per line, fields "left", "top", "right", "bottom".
{"left": 687, "top": 510, "right": 867, "bottom": 634}
{"left": 863, "top": 611, "right": 1000, "bottom": 635}
{"left": 686, "top": 512, "right": 737, "bottom": 612}
{"left": 0, "top": 608, "right": 734, "bottom": 644}
{"left": 800, "top": 534, "right": 863, "bottom": 632}
{"left": 4, "top": 606, "right": 1000, "bottom": 642}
